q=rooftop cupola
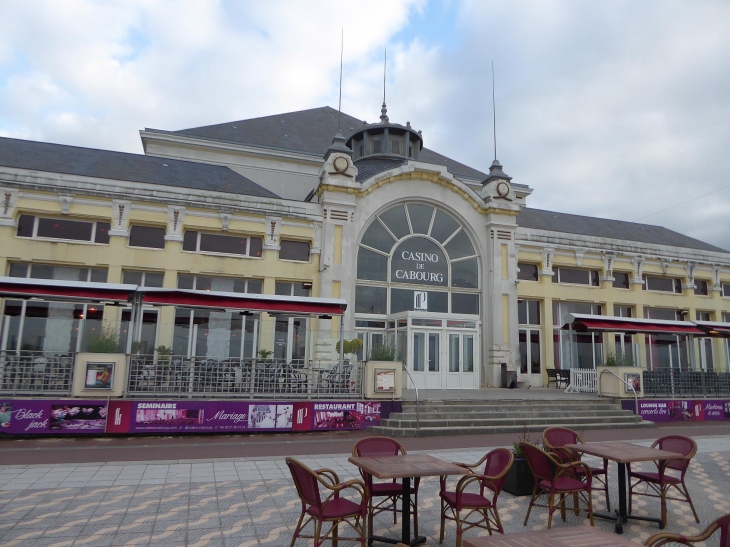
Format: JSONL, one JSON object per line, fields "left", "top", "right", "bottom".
{"left": 346, "top": 104, "right": 423, "bottom": 161}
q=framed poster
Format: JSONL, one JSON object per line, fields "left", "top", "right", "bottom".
{"left": 375, "top": 369, "right": 395, "bottom": 392}
{"left": 85, "top": 362, "right": 114, "bottom": 389}
{"left": 624, "top": 372, "right": 641, "bottom": 394}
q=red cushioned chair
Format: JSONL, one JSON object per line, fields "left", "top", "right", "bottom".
{"left": 628, "top": 435, "right": 699, "bottom": 528}
{"left": 644, "top": 512, "right": 730, "bottom": 547}
{"left": 543, "top": 427, "right": 610, "bottom": 511}
{"left": 286, "top": 457, "right": 367, "bottom": 547}
{"left": 352, "top": 436, "right": 421, "bottom": 538}
{"left": 519, "top": 442, "right": 595, "bottom": 529}
{"left": 438, "top": 448, "right": 514, "bottom": 547}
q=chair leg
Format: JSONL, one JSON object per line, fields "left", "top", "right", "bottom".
{"left": 332, "top": 521, "right": 338, "bottom": 547}
{"left": 368, "top": 497, "right": 374, "bottom": 542}
{"left": 560, "top": 493, "right": 566, "bottom": 522}
{"left": 393, "top": 495, "right": 397, "bottom": 524}
{"left": 572, "top": 492, "right": 579, "bottom": 515}
{"left": 547, "top": 491, "right": 555, "bottom": 529}
{"left": 313, "top": 520, "right": 323, "bottom": 547}
{"left": 524, "top": 485, "right": 538, "bottom": 526}
{"left": 628, "top": 479, "right": 634, "bottom": 515}
{"left": 678, "top": 482, "right": 700, "bottom": 523}
{"left": 660, "top": 484, "right": 668, "bottom": 528}
{"left": 455, "top": 511, "right": 463, "bottom": 547}
{"left": 290, "top": 511, "right": 306, "bottom": 547}
{"left": 587, "top": 490, "right": 594, "bottom": 526}
{"left": 491, "top": 506, "right": 504, "bottom": 534}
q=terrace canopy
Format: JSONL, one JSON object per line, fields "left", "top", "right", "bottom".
{"left": 562, "top": 313, "right": 730, "bottom": 337}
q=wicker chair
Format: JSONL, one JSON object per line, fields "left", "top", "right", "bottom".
{"left": 439, "top": 448, "right": 513, "bottom": 546}
{"left": 286, "top": 457, "right": 367, "bottom": 547}
{"left": 352, "top": 436, "right": 421, "bottom": 538}
{"left": 628, "top": 435, "right": 699, "bottom": 527}
{"left": 644, "top": 512, "right": 730, "bottom": 547}
{"left": 543, "top": 427, "right": 610, "bottom": 511}
{"left": 519, "top": 442, "right": 594, "bottom": 529}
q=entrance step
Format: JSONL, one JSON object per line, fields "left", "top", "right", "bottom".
{"left": 367, "top": 399, "right": 653, "bottom": 438}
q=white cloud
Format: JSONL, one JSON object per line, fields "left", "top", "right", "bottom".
{"left": 0, "top": 0, "right": 729, "bottom": 250}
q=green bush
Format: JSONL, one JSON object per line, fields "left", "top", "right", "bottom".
{"left": 369, "top": 340, "right": 396, "bottom": 361}
{"left": 335, "top": 338, "right": 363, "bottom": 355}
{"left": 87, "top": 326, "right": 121, "bottom": 353}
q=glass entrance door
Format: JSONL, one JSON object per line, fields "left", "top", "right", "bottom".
{"left": 447, "top": 332, "right": 476, "bottom": 389}
{"left": 411, "top": 330, "right": 442, "bottom": 389}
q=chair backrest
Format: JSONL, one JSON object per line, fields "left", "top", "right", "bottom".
{"left": 655, "top": 435, "right": 696, "bottom": 472}
{"left": 481, "top": 448, "right": 514, "bottom": 495}
{"left": 353, "top": 436, "right": 406, "bottom": 457}
{"left": 519, "top": 442, "right": 555, "bottom": 482}
{"left": 286, "top": 457, "right": 322, "bottom": 510}
{"left": 543, "top": 427, "right": 580, "bottom": 448}
{"left": 645, "top": 512, "right": 730, "bottom": 547}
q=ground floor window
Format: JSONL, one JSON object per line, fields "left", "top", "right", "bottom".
{"left": 274, "top": 317, "right": 307, "bottom": 363}
{"left": 119, "top": 310, "right": 159, "bottom": 355}
{"left": 644, "top": 308, "right": 689, "bottom": 370}
{"left": 173, "top": 309, "right": 259, "bottom": 359}
{"left": 696, "top": 311, "right": 714, "bottom": 372}
{"left": 1, "top": 300, "right": 103, "bottom": 354}
{"left": 552, "top": 301, "right": 602, "bottom": 369}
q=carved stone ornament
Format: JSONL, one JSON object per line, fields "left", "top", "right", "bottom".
{"left": 574, "top": 251, "right": 584, "bottom": 267}
{"left": 683, "top": 261, "right": 696, "bottom": 289}
{"left": 661, "top": 259, "right": 671, "bottom": 276}
{"left": 540, "top": 248, "right": 555, "bottom": 277}
{"left": 220, "top": 212, "right": 232, "bottom": 232}
{"left": 59, "top": 194, "right": 74, "bottom": 215}
{"left": 0, "top": 188, "right": 19, "bottom": 226}
{"left": 109, "top": 199, "right": 131, "bottom": 237}
{"left": 631, "top": 256, "right": 645, "bottom": 285}
{"left": 165, "top": 206, "right": 185, "bottom": 241}
{"left": 264, "top": 216, "right": 282, "bottom": 250}
{"left": 601, "top": 252, "right": 616, "bottom": 282}
{"left": 711, "top": 264, "right": 723, "bottom": 292}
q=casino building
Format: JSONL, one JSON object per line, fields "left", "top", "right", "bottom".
{"left": 1, "top": 103, "right": 729, "bottom": 391}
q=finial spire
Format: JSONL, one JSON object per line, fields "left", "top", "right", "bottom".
{"left": 492, "top": 60, "right": 497, "bottom": 161}
{"left": 380, "top": 47, "right": 389, "bottom": 123}
{"left": 338, "top": 28, "right": 343, "bottom": 131}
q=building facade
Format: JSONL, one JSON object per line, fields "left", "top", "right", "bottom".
{"left": 1, "top": 105, "right": 729, "bottom": 390}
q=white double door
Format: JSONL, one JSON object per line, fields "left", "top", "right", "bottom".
{"left": 410, "top": 330, "right": 476, "bottom": 389}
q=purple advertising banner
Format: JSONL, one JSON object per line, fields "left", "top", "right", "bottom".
{"left": 0, "top": 399, "right": 108, "bottom": 435}
{"left": 0, "top": 399, "right": 381, "bottom": 435}
{"left": 622, "top": 399, "right": 730, "bottom": 422}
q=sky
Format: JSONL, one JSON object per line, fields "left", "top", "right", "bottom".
{"left": 1, "top": 0, "right": 729, "bottom": 251}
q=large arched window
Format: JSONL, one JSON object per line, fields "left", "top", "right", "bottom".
{"left": 355, "top": 203, "right": 480, "bottom": 315}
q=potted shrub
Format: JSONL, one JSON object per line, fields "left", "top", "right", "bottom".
{"left": 503, "top": 426, "right": 536, "bottom": 496}
{"left": 87, "top": 325, "right": 122, "bottom": 353}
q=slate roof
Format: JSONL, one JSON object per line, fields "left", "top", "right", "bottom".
{"left": 354, "top": 157, "right": 407, "bottom": 182}
{"left": 0, "top": 136, "right": 279, "bottom": 198}
{"left": 517, "top": 208, "right": 727, "bottom": 253}
{"left": 170, "top": 106, "right": 488, "bottom": 181}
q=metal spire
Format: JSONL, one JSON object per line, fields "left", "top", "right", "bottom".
{"left": 380, "top": 47, "right": 389, "bottom": 123}
{"left": 492, "top": 60, "right": 497, "bottom": 161}
{"left": 338, "top": 28, "right": 343, "bottom": 131}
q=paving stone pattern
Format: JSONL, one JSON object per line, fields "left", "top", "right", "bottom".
{"left": 0, "top": 437, "right": 728, "bottom": 546}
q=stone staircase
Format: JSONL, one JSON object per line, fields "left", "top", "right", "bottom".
{"left": 367, "top": 398, "right": 654, "bottom": 437}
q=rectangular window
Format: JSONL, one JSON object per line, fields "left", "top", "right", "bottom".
{"left": 372, "top": 139, "right": 382, "bottom": 154}
{"left": 275, "top": 282, "right": 311, "bottom": 297}
{"left": 693, "top": 280, "right": 708, "bottom": 296}
{"left": 612, "top": 272, "right": 630, "bottom": 289}
{"left": 122, "top": 270, "right": 164, "bottom": 287}
{"left": 723, "top": 283, "right": 730, "bottom": 297}
{"left": 451, "top": 293, "right": 479, "bottom": 315}
{"left": 355, "top": 285, "right": 387, "bottom": 315}
{"left": 552, "top": 301, "right": 602, "bottom": 369}
{"left": 517, "top": 263, "right": 539, "bottom": 282}
{"left": 556, "top": 268, "right": 599, "bottom": 286}
{"left": 172, "top": 308, "right": 260, "bottom": 359}
{"left": 518, "top": 299, "right": 541, "bottom": 325}
{"left": 390, "top": 140, "right": 401, "bottom": 155}
{"left": 8, "top": 262, "right": 108, "bottom": 283}
{"left": 129, "top": 225, "right": 166, "bottom": 249}
{"left": 182, "top": 230, "right": 263, "bottom": 257}
{"left": 279, "top": 240, "right": 311, "bottom": 262}
{"left": 176, "top": 275, "right": 262, "bottom": 294}
{"left": 614, "top": 305, "right": 632, "bottom": 318}
{"left": 17, "top": 215, "right": 110, "bottom": 244}
{"left": 643, "top": 275, "right": 682, "bottom": 293}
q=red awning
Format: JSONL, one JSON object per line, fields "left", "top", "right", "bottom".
{"left": 0, "top": 277, "right": 133, "bottom": 303}
{"left": 139, "top": 288, "right": 347, "bottom": 316}
{"left": 564, "top": 314, "right": 704, "bottom": 335}
{"left": 694, "top": 321, "right": 730, "bottom": 338}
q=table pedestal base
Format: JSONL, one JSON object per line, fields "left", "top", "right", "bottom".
{"left": 368, "top": 478, "right": 426, "bottom": 546}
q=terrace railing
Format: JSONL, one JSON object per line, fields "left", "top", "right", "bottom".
{"left": 126, "top": 356, "right": 364, "bottom": 399}
{"left": 0, "top": 351, "right": 75, "bottom": 396}
{"left": 642, "top": 369, "right": 730, "bottom": 398}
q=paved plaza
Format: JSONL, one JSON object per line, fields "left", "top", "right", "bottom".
{"left": 0, "top": 435, "right": 728, "bottom": 547}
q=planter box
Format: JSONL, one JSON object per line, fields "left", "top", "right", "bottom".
{"left": 502, "top": 458, "right": 534, "bottom": 496}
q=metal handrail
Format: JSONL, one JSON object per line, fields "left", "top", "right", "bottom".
{"left": 598, "top": 368, "right": 639, "bottom": 422}
{"left": 401, "top": 362, "right": 419, "bottom": 430}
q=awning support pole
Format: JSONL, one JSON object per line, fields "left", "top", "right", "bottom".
{"left": 339, "top": 315, "right": 345, "bottom": 365}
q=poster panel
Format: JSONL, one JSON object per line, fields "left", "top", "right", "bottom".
{"left": 0, "top": 399, "right": 108, "bottom": 434}
{"left": 1, "top": 399, "right": 381, "bottom": 435}
{"left": 623, "top": 399, "right": 730, "bottom": 422}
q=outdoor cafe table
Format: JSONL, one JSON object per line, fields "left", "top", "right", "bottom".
{"left": 463, "top": 525, "right": 636, "bottom": 547}
{"left": 348, "top": 453, "right": 468, "bottom": 546}
{"left": 565, "top": 441, "right": 683, "bottom": 534}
